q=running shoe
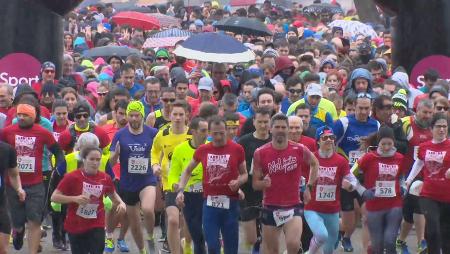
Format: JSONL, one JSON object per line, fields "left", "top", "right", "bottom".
{"left": 147, "top": 235, "right": 156, "bottom": 253}
{"left": 158, "top": 234, "right": 167, "bottom": 242}
{"left": 160, "top": 240, "right": 171, "bottom": 253}
{"left": 417, "top": 239, "right": 427, "bottom": 254}
{"left": 341, "top": 237, "right": 354, "bottom": 252}
{"left": 104, "top": 238, "right": 115, "bottom": 253}
{"left": 52, "top": 238, "right": 63, "bottom": 250}
{"left": 395, "top": 239, "right": 410, "bottom": 254}
{"left": 12, "top": 229, "right": 25, "bottom": 250}
{"left": 61, "top": 240, "right": 70, "bottom": 251}
{"left": 182, "top": 238, "right": 193, "bottom": 254}
{"left": 117, "top": 239, "right": 130, "bottom": 252}
{"left": 335, "top": 231, "right": 343, "bottom": 249}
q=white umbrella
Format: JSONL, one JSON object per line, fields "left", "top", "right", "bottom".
{"left": 328, "top": 20, "right": 378, "bottom": 39}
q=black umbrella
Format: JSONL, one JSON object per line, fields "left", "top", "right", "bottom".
{"left": 303, "top": 3, "right": 344, "bottom": 15}
{"left": 214, "top": 17, "right": 273, "bottom": 37}
{"left": 83, "top": 45, "right": 142, "bottom": 58}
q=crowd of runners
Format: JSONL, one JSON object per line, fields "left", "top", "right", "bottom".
{"left": 0, "top": 0, "right": 449, "bottom": 254}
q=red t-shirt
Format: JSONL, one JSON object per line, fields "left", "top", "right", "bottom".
{"left": 5, "top": 106, "right": 51, "bottom": 126}
{"left": 194, "top": 140, "right": 245, "bottom": 199}
{"left": 52, "top": 121, "right": 71, "bottom": 142}
{"left": 58, "top": 124, "right": 110, "bottom": 154}
{"left": 299, "top": 135, "right": 317, "bottom": 152}
{"left": 253, "top": 141, "right": 312, "bottom": 207}
{"left": 56, "top": 169, "right": 114, "bottom": 234}
{"left": 305, "top": 152, "right": 349, "bottom": 213}
{"left": 358, "top": 151, "right": 405, "bottom": 211}
{"left": 102, "top": 122, "right": 122, "bottom": 179}
{"left": 1, "top": 124, "right": 56, "bottom": 186}
{"left": 418, "top": 140, "right": 450, "bottom": 203}
{"left": 402, "top": 116, "right": 432, "bottom": 173}
{"left": 190, "top": 98, "right": 218, "bottom": 117}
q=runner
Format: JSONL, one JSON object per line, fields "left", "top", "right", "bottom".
{"left": 51, "top": 99, "right": 72, "bottom": 142}
{"left": 352, "top": 126, "right": 406, "bottom": 254}
{"left": 405, "top": 113, "right": 450, "bottom": 253}
{"left": 51, "top": 145, "right": 126, "bottom": 254}
{"left": 252, "top": 113, "right": 319, "bottom": 254}
{"left": 176, "top": 115, "right": 248, "bottom": 254}
{"left": 0, "top": 141, "right": 25, "bottom": 254}
{"left": 58, "top": 101, "right": 110, "bottom": 154}
{"left": 102, "top": 99, "right": 131, "bottom": 253}
{"left": 2, "top": 99, "right": 64, "bottom": 254}
{"left": 397, "top": 99, "right": 434, "bottom": 254}
{"left": 304, "top": 126, "right": 356, "bottom": 254}
{"left": 237, "top": 107, "right": 272, "bottom": 253}
{"left": 151, "top": 100, "right": 191, "bottom": 254}
{"left": 333, "top": 92, "right": 380, "bottom": 252}
{"left": 169, "top": 117, "right": 209, "bottom": 254}
{"left": 146, "top": 87, "right": 176, "bottom": 130}
{"left": 110, "top": 100, "right": 159, "bottom": 254}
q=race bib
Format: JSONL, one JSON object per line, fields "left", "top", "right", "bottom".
{"left": 128, "top": 157, "right": 149, "bottom": 174}
{"left": 316, "top": 185, "right": 336, "bottom": 201}
{"left": 76, "top": 203, "right": 99, "bottom": 219}
{"left": 349, "top": 150, "right": 363, "bottom": 165}
{"left": 188, "top": 182, "right": 203, "bottom": 193}
{"left": 273, "top": 209, "right": 295, "bottom": 226}
{"left": 375, "top": 181, "right": 396, "bottom": 198}
{"left": 17, "top": 156, "right": 36, "bottom": 173}
{"left": 206, "top": 195, "right": 230, "bottom": 209}
{"left": 413, "top": 146, "right": 419, "bottom": 160}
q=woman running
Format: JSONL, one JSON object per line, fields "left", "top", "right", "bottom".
{"left": 352, "top": 126, "right": 406, "bottom": 254}
{"left": 51, "top": 145, "right": 126, "bottom": 254}
{"left": 406, "top": 113, "right": 450, "bottom": 253}
{"left": 304, "top": 126, "right": 358, "bottom": 254}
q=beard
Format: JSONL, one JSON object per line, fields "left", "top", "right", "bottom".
{"left": 130, "top": 121, "right": 142, "bottom": 130}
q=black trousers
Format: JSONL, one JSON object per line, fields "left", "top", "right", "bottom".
{"left": 68, "top": 228, "right": 105, "bottom": 254}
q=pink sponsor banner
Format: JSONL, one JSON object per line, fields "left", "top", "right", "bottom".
{"left": 0, "top": 53, "right": 41, "bottom": 87}
{"left": 410, "top": 55, "right": 450, "bottom": 89}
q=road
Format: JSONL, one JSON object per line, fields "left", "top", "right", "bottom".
{"left": 8, "top": 221, "right": 419, "bottom": 254}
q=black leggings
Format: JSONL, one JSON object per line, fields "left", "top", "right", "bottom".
{"left": 68, "top": 228, "right": 105, "bottom": 254}
{"left": 420, "top": 197, "right": 450, "bottom": 254}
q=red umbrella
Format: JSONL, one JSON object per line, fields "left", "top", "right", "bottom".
{"left": 112, "top": 11, "right": 160, "bottom": 30}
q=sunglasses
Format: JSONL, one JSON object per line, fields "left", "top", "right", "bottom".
{"left": 44, "top": 69, "right": 55, "bottom": 74}
{"left": 380, "top": 104, "right": 393, "bottom": 110}
{"left": 357, "top": 93, "right": 372, "bottom": 99}
{"left": 162, "top": 98, "right": 176, "bottom": 103}
{"left": 289, "top": 89, "right": 303, "bottom": 94}
{"left": 97, "top": 92, "right": 108, "bottom": 96}
{"left": 75, "top": 113, "right": 89, "bottom": 119}
{"left": 436, "top": 106, "right": 449, "bottom": 111}
{"left": 321, "top": 135, "right": 336, "bottom": 141}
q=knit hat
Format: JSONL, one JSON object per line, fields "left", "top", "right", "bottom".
{"left": 262, "top": 48, "right": 279, "bottom": 58}
{"left": 126, "top": 100, "right": 145, "bottom": 118}
{"left": 392, "top": 89, "right": 408, "bottom": 110}
{"left": 377, "top": 126, "right": 395, "bottom": 143}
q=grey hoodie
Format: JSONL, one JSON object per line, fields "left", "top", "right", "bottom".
{"left": 344, "top": 68, "right": 377, "bottom": 99}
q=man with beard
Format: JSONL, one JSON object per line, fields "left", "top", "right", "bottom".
{"left": 252, "top": 113, "right": 319, "bottom": 254}
{"left": 110, "top": 101, "right": 159, "bottom": 254}
{"left": 396, "top": 99, "right": 434, "bottom": 254}
{"left": 1, "top": 97, "right": 64, "bottom": 254}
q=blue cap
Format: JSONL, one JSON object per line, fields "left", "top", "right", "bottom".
{"left": 315, "top": 126, "right": 334, "bottom": 141}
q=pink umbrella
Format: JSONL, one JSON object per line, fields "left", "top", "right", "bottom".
{"left": 112, "top": 11, "right": 160, "bottom": 30}
{"left": 143, "top": 37, "right": 187, "bottom": 48}
{"left": 148, "top": 13, "right": 181, "bottom": 28}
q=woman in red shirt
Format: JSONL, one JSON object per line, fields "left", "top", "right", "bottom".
{"left": 352, "top": 126, "right": 405, "bottom": 254}
{"left": 406, "top": 113, "right": 450, "bottom": 253}
{"left": 51, "top": 146, "right": 125, "bottom": 254}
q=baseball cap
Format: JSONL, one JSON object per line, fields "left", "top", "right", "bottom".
{"left": 306, "top": 83, "right": 323, "bottom": 97}
{"left": 73, "top": 102, "right": 91, "bottom": 115}
{"left": 198, "top": 77, "right": 214, "bottom": 91}
{"left": 41, "top": 61, "right": 56, "bottom": 72}
{"left": 315, "top": 126, "right": 335, "bottom": 141}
